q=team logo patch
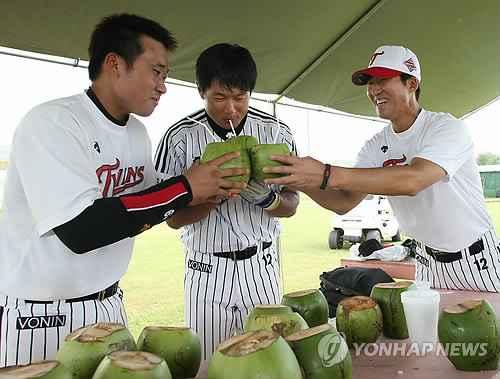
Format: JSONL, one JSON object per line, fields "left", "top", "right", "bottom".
{"left": 93, "top": 141, "right": 101, "bottom": 154}
{"left": 381, "top": 145, "right": 388, "bottom": 153}
{"left": 96, "top": 158, "right": 145, "bottom": 197}
{"left": 163, "top": 209, "right": 175, "bottom": 220}
{"left": 382, "top": 154, "right": 407, "bottom": 167}
{"left": 403, "top": 58, "right": 417, "bottom": 72}
{"left": 369, "top": 51, "right": 384, "bottom": 66}
{"left": 188, "top": 259, "right": 213, "bottom": 274}
{"left": 17, "top": 315, "right": 67, "bottom": 330}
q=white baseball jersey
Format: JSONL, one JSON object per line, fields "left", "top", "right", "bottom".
{"left": 355, "top": 108, "right": 500, "bottom": 291}
{"left": 154, "top": 107, "right": 297, "bottom": 359}
{"left": 155, "top": 107, "right": 297, "bottom": 252}
{"left": 0, "top": 91, "right": 155, "bottom": 366}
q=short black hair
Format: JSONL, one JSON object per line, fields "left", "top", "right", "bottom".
{"left": 400, "top": 73, "right": 421, "bottom": 101}
{"left": 196, "top": 43, "right": 257, "bottom": 94}
{"left": 88, "top": 13, "right": 177, "bottom": 81}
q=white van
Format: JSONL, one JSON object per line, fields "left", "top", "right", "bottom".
{"left": 328, "top": 195, "right": 401, "bottom": 249}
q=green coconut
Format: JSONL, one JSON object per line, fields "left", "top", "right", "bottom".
{"left": 370, "top": 281, "right": 412, "bottom": 339}
{"left": 226, "top": 135, "right": 258, "bottom": 150}
{"left": 207, "top": 330, "right": 302, "bottom": 379}
{"left": 55, "top": 322, "right": 137, "bottom": 379}
{"left": 282, "top": 289, "right": 329, "bottom": 328}
{"left": 438, "top": 299, "right": 500, "bottom": 371}
{"left": 286, "top": 324, "right": 352, "bottom": 379}
{"left": 0, "top": 361, "right": 72, "bottom": 379}
{"left": 244, "top": 304, "right": 308, "bottom": 338}
{"left": 249, "top": 143, "right": 290, "bottom": 181}
{"left": 201, "top": 140, "right": 251, "bottom": 183}
{"left": 336, "top": 296, "right": 383, "bottom": 348}
{"left": 137, "top": 326, "right": 201, "bottom": 379}
{"left": 91, "top": 351, "right": 171, "bottom": 379}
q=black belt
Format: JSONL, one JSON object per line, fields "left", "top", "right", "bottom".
{"left": 213, "top": 241, "right": 272, "bottom": 261}
{"left": 425, "top": 239, "right": 484, "bottom": 264}
{"left": 25, "top": 281, "right": 119, "bottom": 304}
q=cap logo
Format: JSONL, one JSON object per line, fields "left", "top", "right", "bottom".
{"left": 369, "top": 51, "right": 384, "bottom": 66}
{"left": 403, "top": 58, "right": 417, "bottom": 72}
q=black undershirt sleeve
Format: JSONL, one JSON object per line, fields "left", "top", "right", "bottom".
{"left": 54, "top": 175, "right": 193, "bottom": 254}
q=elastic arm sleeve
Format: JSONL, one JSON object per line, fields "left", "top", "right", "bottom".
{"left": 54, "top": 176, "right": 192, "bottom": 254}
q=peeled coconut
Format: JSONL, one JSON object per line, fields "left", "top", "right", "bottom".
{"left": 201, "top": 137, "right": 255, "bottom": 183}
{"left": 137, "top": 326, "right": 201, "bottom": 379}
{"left": 286, "top": 324, "right": 352, "bottom": 379}
{"left": 370, "top": 281, "right": 412, "bottom": 339}
{"left": 249, "top": 143, "right": 290, "bottom": 181}
{"left": 0, "top": 361, "right": 72, "bottom": 379}
{"left": 207, "top": 330, "right": 302, "bottom": 379}
{"left": 336, "top": 296, "right": 383, "bottom": 347}
{"left": 55, "top": 322, "right": 136, "bottom": 379}
{"left": 91, "top": 351, "right": 171, "bottom": 379}
{"left": 282, "top": 289, "right": 329, "bottom": 327}
{"left": 244, "top": 304, "right": 308, "bottom": 338}
{"left": 438, "top": 299, "right": 500, "bottom": 371}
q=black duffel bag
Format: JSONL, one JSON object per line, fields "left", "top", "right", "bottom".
{"left": 319, "top": 267, "right": 394, "bottom": 317}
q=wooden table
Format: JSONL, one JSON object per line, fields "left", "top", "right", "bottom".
{"left": 195, "top": 290, "right": 500, "bottom": 379}
{"left": 341, "top": 257, "right": 416, "bottom": 280}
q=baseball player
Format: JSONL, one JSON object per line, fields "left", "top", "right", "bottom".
{"left": 265, "top": 45, "right": 500, "bottom": 293}
{"left": 0, "top": 15, "right": 245, "bottom": 367}
{"left": 154, "top": 43, "right": 299, "bottom": 359}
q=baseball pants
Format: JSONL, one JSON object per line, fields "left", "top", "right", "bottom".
{"left": 184, "top": 242, "right": 281, "bottom": 360}
{"left": 415, "top": 229, "right": 500, "bottom": 292}
{"left": 0, "top": 289, "right": 127, "bottom": 368}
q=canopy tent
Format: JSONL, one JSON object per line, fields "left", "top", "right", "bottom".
{"left": 1, "top": 0, "right": 498, "bottom": 117}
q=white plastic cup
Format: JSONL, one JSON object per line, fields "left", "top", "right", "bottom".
{"left": 400, "top": 281, "right": 440, "bottom": 352}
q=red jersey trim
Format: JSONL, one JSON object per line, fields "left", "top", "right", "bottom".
{"left": 121, "top": 181, "right": 189, "bottom": 211}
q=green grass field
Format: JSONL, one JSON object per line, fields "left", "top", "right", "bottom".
{"left": 121, "top": 197, "right": 500, "bottom": 338}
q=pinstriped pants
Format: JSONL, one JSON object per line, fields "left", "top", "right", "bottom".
{"left": 0, "top": 290, "right": 127, "bottom": 368}
{"left": 184, "top": 243, "right": 281, "bottom": 360}
{"left": 415, "top": 229, "right": 500, "bottom": 292}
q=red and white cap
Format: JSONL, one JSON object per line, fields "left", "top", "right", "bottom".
{"left": 352, "top": 45, "right": 421, "bottom": 86}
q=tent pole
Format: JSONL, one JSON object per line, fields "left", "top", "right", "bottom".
{"left": 0, "top": 49, "right": 87, "bottom": 68}
{"left": 0, "top": 47, "right": 385, "bottom": 124}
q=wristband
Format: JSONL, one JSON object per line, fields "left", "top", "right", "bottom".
{"left": 264, "top": 194, "right": 281, "bottom": 211}
{"left": 320, "top": 164, "right": 331, "bottom": 190}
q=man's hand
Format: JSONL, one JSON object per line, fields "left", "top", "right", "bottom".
{"left": 263, "top": 155, "right": 326, "bottom": 191}
{"left": 240, "top": 179, "right": 279, "bottom": 209}
{"left": 185, "top": 152, "right": 248, "bottom": 206}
